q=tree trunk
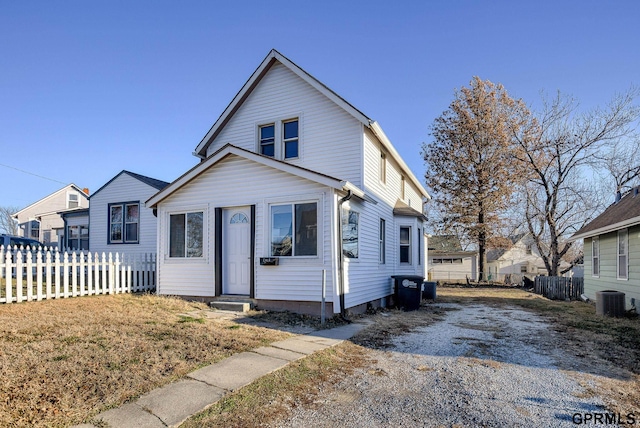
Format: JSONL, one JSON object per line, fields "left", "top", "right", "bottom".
{"left": 478, "top": 209, "right": 486, "bottom": 281}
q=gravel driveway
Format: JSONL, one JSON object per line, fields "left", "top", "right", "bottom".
{"left": 273, "top": 303, "right": 611, "bottom": 427}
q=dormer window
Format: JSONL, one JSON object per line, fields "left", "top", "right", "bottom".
{"left": 258, "top": 118, "right": 299, "bottom": 160}
{"left": 68, "top": 192, "right": 79, "bottom": 208}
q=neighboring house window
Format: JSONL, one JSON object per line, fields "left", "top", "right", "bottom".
{"left": 618, "top": 229, "right": 628, "bottom": 280}
{"left": 283, "top": 120, "right": 299, "bottom": 159}
{"left": 109, "top": 202, "right": 140, "bottom": 244}
{"left": 68, "top": 225, "right": 89, "bottom": 250}
{"left": 169, "top": 211, "right": 203, "bottom": 258}
{"left": 379, "top": 218, "right": 386, "bottom": 264}
{"left": 525, "top": 244, "right": 532, "bottom": 255}
{"left": 592, "top": 237, "right": 600, "bottom": 277}
{"left": 29, "top": 220, "right": 40, "bottom": 240}
{"left": 68, "top": 193, "right": 79, "bottom": 208}
{"left": 400, "top": 226, "right": 411, "bottom": 264}
{"left": 342, "top": 209, "right": 359, "bottom": 258}
{"left": 433, "top": 258, "right": 443, "bottom": 264}
{"left": 271, "top": 202, "right": 317, "bottom": 257}
{"left": 380, "top": 152, "right": 386, "bottom": 184}
{"left": 260, "top": 124, "right": 275, "bottom": 157}
{"left": 520, "top": 265, "right": 528, "bottom": 273}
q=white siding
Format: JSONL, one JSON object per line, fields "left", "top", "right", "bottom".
{"left": 89, "top": 174, "right": 160, "bottom": 257}
{"left": 205, "top": 63, "right": 363, "bottom": 187}
{"left": 156, "top": 155, "right": 336, "bottom": 304}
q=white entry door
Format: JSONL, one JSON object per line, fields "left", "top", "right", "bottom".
{"left": 223, "top": 207, "right": 251, "bottom": 295}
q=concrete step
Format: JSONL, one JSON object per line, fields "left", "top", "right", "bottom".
{"left": 209, "top": 301, "right": 253, "bottom": 312}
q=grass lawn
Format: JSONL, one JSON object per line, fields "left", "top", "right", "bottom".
{"left": 0, "top": 294, "right": 291, "bottom": 427}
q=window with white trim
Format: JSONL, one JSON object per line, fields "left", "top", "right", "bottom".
{"left": 258, "top": 118, "right": 299, "bottom": 160}
{"left": 169, "top": 211, "right": 203, "bottom": 258}
{"left": 417, "top": 227, "right": 422, "bottom": 265}
{"left": 379, "top": 218, "right": 386, "bottom": 264}
{"left": 109, "top": 202, "right": 140, "bottom": 244}
{"left": 271, "top": 202, "right": 317, "bottom": 257}
{"left": 400, "top": 226, "right": 411, "bottom": 264}
{"left": 380, "top": 152, "right": 386, "bottom": 184}
{"left": 592, "top": 237, "right": 599, "bottom": 277}
{"left": 68, "top": 192, "right": 79, "bottom": 208}
{"left": 617, "top": 229, "right": 628, "bottom": 280}
{"left": 342, "top": 209, "right": 359, "bottom": 258}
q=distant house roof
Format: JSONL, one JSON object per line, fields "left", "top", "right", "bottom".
{"left": 486, "top": 233, "right": 527, "bottom": 262}
{"left": 571, "top": 187, "right": 640, "bottom": 240}
{"left": 429, "top": 235, "right": 463, "bottom": 253}
{"left": 12, "top": 184, "right": 89, "bottom": 218}
{"left": 192, "top": 49, "right": 430, "bottom": 200}
{"left": 90, "top": 170, "right": 170, "bottom": 200}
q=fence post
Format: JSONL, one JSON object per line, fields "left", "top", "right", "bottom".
{"left": 71, "top": 251, "right": 78, "bottom": 297}
{"left": 79, "top": 251, "right": 86, "bottom": 297}
{"left": 5, "top": 250, "right": 12, "bottom": 304}
{"left": 114, "top": 253, "right": 120, "bottom": 294}
{"left": 44, "top": 250, "right": 51, "bottom": 300}
{"left": 16, "top": 250, "right": 23, "bottom": 303}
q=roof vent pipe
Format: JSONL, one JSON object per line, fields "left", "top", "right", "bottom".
{"left": 615, "top": 191, "right": 622, "bottom": 203}
{"left": 634, "top": 187, "right": 639, "bottom": 197}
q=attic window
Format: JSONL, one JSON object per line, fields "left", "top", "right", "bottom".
{"left": 259, "top": 124, "right": 275, "bottom": 157}
{"left": 68, "top": 193, "right": 79, "bottom": 209}
{"left": 283, "top": 120, "right": 299, "bottom": 159}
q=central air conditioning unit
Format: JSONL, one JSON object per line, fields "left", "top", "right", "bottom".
{"left": 595, "top": 290, "right": 625, "bottom": 317}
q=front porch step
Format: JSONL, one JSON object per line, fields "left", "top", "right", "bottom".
{"left": 210, "top": 301, "right": 253, "bottom": 313}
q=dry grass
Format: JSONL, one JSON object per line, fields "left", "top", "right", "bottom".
{"left": 437, "top": 286, "right": 640, "bottom": 413}
{"left": 181, "top": 342, "right": 372, "bottom": 428}
{"left": 0, "top": 294, "right": 291, "bottom": 427}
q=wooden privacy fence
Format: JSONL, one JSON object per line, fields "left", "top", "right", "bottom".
{"left": 0, "top": 245, "right": 156, "bottom": 304}
{"left": 534, "top": 276, "right": 584, "bottom": 300}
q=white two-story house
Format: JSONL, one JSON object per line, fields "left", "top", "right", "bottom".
{"left": 147, "top": 50, "right": 430, "bottom": 315}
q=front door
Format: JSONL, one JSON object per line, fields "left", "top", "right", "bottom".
{"left": 223, "top": 207, "right": 251, "bottom": 295}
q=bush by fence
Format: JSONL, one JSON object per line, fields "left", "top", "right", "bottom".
{"left": 534, "top": 276, "right": 584, "bottom": 300}
{"left": 0, "top": 245, "right": 156, "bottom": 304}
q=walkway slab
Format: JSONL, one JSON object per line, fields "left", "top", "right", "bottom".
{"left": 252, "top": 346, "right": 306, "bottom": 361}
{"left": 94, "top": 403, "right": 164, "bottom": 428}
{"left": 311, "top": 322, "right": 369, "bottom": 340}
{"left": 136, "top": 379, "right": 226, "bottom": 427}
{"left": 187, "top": 352, "right": 289, "bottom": 391}
{"left": 270, "top": 337, "right": 330, "bottom": 354}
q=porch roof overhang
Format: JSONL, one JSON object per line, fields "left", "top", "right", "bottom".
{"left": 392, "top": 200, "right": 427, "bottom": 221}
{"left": 146, "top": 144, "right": 372, "bottom": 208}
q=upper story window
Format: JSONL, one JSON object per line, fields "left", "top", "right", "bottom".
{"left": 401, "top": 175, "right": 406, "bottom": 200}
{"left": 380, "top": 152, "right": 386, "bottom": 184}
{"left": 258, "top": 118, "right": 299, "bottom": 160}
{"left": 109, "top": 202, "right": 140, "bottom": 244}
{"left": 260, "top": 124, "right": 275, "bottom": 157}
{"left": 379, "top": 218, "right": 386, "bottom": 264}
{"left": 592, "top": 237, "right": 600, "bottom": 277}
{"left": 283, "top": 120, "right": 299, "bottom": 159}
{"left": 68, "top": 192, "right": 79, "bottom": 208}
{"left": 617, "top": 229, "right": 628, "bottom": 280}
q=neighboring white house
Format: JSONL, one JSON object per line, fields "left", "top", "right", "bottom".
{"left": 12, "top": 184, "right": 90, "bottom": 248}
{"left": 570, "top": 187, "right": 640, "bottom": 311}
{"left": 146, "top": 49, "right": 431, "bottom": 316}
{"left": 428, "top": 235, "right": 477, "bottom": 282}
{"left": 88, "top": 170, "right": 169, "bottom": 258}
{"left": 485, "top": 233, "right": 564, "bottom": 280}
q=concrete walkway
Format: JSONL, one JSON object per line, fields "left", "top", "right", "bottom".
{"left": 73, "top": 320, "right": 370, "bottom": 428}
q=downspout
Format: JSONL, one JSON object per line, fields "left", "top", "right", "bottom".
{"left": 337, "top": 190, "right": 352, "bottom": 321}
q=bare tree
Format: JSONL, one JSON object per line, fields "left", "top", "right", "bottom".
{"left": 513, "top": 89, "right": 640, "bottom": 276}
{"left": 423, "top": 77, "right": 531, "bottom": 279}
{"left": 0, "top": 206, "right": 20, "bottom": 235}
{"left": 600, "top": 137, "right": 640, "bottom": 194}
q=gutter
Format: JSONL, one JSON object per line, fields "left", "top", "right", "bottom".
{"left": 337, "top": 190, "right": 352, "bottom": 321}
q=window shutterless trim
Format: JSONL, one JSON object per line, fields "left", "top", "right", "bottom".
{"left": 591, "top": 236, "right": 600, "bottom": 277}
{"left": 108, "top": 201, "right": 140, "bottom": 244}
{"left": 617, "top": 229, "right": 628, "bottom": 280}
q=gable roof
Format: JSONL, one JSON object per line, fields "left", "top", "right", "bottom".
{"left": 193, "top": 49, "right": 429, "bottom": 200}
{"left": 12, "top": 184, "right": 89, "bottom": 218}
{"left": 486, "top": 233, "right": 528, "bottom": 262}
{"left": 146, "top": 144, "right": 371, "bottom": 208}
{"left": 90, "top": 170, "right": 170, "bottom": 200}
{"left": 570, "top": 187, "right": 640, "bottom": 240}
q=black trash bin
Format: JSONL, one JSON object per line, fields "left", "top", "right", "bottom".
{"left": 392, "top": 275, "right": 424, "bottom": 311}
{"left": 422, "top": 281, "right": 437, "bottom": 300}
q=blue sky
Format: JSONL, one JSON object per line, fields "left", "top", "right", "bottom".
{"left": 1, "top": 0, "right": 638, "bottom": 208}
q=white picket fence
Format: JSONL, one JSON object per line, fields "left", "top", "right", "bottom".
{"left": 0, "top": 245, "right": 156, "bottom": 304}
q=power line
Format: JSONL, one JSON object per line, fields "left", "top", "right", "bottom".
{"left": 0, "top": 163, "right": 68, "bottom": 185}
